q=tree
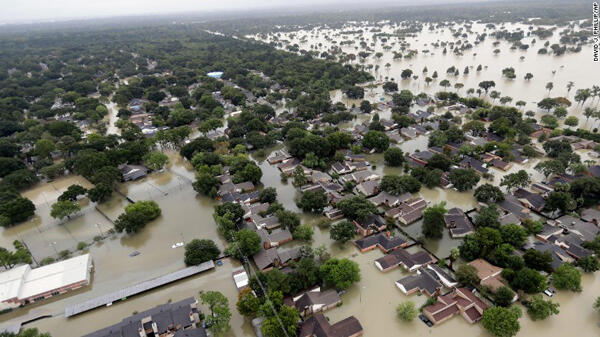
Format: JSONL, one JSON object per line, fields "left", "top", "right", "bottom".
{"left": 88, "top": 183, "right": 113, "bottom": 203}
{"left": 455, "top": 264, "right": 480, "bottom": 287}
{"left": 330, "top": 221, "right": 356, "bottom": 243}
{"left": 478, "top": 80, "right": 496, "bottom": 93}
{"left": 359, "top": 100, "right": 372, "bottom": 113}
{"left": 336, "top": 196, "right": 376, "bottom": 221}
{"left": 448, "top": 168, "right": 480, "bottom": 192}
{"left": 0, "top": 194, "right": 35, "bottom": 227}
{"left": 564, "top": 116, "right": 579, "bottom": 127}
{"left": 293, "top": 224, "right": 314, "bottom": 241}
{"left": 0, "top": 240, "right": 32, "bottom": 269}
{"left": 474, "top": 184, "right": 505, "bottom": 203}
{"left": 297, "top": 189, "right": 328, "bottom": 213}
{"left": 0, "top": 328, "right": 51, "bottom": 337}
{"left": 535, "top": 160, "right": 565, "bottom": 180}
{"left": 383, "top": 147, "right": 404, "bottom": 167}
{"left": 525, "top": 295, "right": 560, "bottom": 320}
{"left": 237, "top": 287, "right": 261, "bottom": 317}
{"left": 292, "top": 166, "right": 308, "bottom": 187}
{"left": 396, "top": 301, "right": 417, "bottom": 321}
{"left": 58, "top": 184, "right": 87, "bottom": 202}
{"left": 594, "top": 296, "right": 600, "bottom": 313}
{"left": 524, "top": 73, "right": 533, "bottom": 81}
{"left": 545, "top": 189, "right": 575, "bottom": 213}
{"left": 144, "top": 151, "right": 169, "bottom": 171}
{"left": 552, "top": 263, "right": 582, "bottom": 292}
{"left": 319, "top": 258, "right": 361, "bottom": 290}
{"left": 524, "top": 249, "right": 553, "bottom": 272}
{"left": 545, "top": 82, "right": 554, "bottom": 93}
{"left": 439, "top": 79, "right": 451, "bottom": 89}
{"left": 34, "top": 139, "right": 55, "bottom": 158}
{"left": 261, "top": 303, "right": 300, "bottom": 337}
{"left": 0, "top": 157, "right": 26, "bottom": 177}
{"left": 482, "top": 306, "right": 522, "bottom": 337}
{"left": 114, "top": 200, "right": 161, "bottom": 233}
{"left": 184, "top": 239, "right": 220, "bottom": 265}
{"left": 344, "top": 86, "right": 364, "bottom": 99}
{"left": 362, "top": 130, "right": 389, "bottom": 152}
{"left": 500, "top": 224, "right": 527, "bottom": 247}
{"left": 537, "top": 97, "right": 557, "bottom": 112}
{"left": 509, "top": 267, "right": 547, "bottom": 293}
{"left": 200, "top": 291, "right": 231, "bottom": 337}
{"left": 500, "top": 170, "right": 530, "bottom": 192}
{"left": 275, "top": 210, "right": 301, "bottom": 233}
{"left": 427, "top": 153, "right": 452, "bottom": 171}
{"left": 494, "top": 286, "right": 516, "bottom": 307}
{"left": 193, "top": 172, "right": 219, "bottom": 197}
{"left": 50, "top": 200, "right": 81, "bottom": 220}
{"left": 575, "top": 256, "right": 600, "bottom": 272}
{"left": 422, "top": 202, "right": 447, "bottom": 239}
{"left": 382, "top": 81, "right": 398, "bottom": 93}
{"left": 380, "top": 175, "right": 421, "bottom": 195}
{"left": 541, "top": 114, "right": 558, "bottom": 128}
{"left": 258, "top": 187, "right": 277, "bottom": 204}
{"left": 400, "top": 69, "right": 413, "bottom": 79}
{"left": 227, "top": 229, "right": 262, "bottom": 260}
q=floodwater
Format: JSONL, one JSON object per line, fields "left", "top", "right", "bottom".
{"left": 253, "top": 21, "right": 600, "bottom": 129}
{"left": 3, "top": 21, "right": 600, "bottom": 337}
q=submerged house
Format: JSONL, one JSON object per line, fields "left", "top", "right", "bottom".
{"left": 422, "top": 288, "right": 488, "bottom": 325}
{"left": 286, "top": 287, "right": 341, "bottom": 317}
{"left": 120, "top": 164, "right": 149, "bottom": 182}
{"left": 395, "top": 264, "right": 457, "bottom": 297}
{"left": 468, "top": 259, "right": 507, "bottom": 293}
{"left": 444, "top": 208, "right": 474, "bottom": 238}
{"left": 299, "top": 313, "right": 363, "bottom": 337}
{"left": 83, "top": 297, "right": 206, "bottom": 337}
{"left": 353, "top": 232, "right": 408, "bottom": 253}
{"left": 374, "top": 249, "right": 436, "bottom": 272}
{"left": 353, "top": 214, "right": 386, "bottom": 237}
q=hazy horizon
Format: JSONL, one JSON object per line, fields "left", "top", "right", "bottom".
{"left": 0, "top": 0, "right": 496, "bottom": 24}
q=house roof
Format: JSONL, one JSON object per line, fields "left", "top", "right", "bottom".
{"left": 354, "top": 214, "right": 386, "bottom": 230}
{"left": 396, "top": 268, "right": 443, "bottom": 296}
{"left": 376, "top": 249, "right": 435, "bottom": 270}
{"left": 444, "top": 208, "right": 474, "bottom": 237}
{"left": 353, "top": 232, "right": 407, "bottom": 251}
{"left": 299, "top": 313, "right": 362, "bottom": 337}
{"left": 292, "top": 288, "right": 340, "bottom": 311}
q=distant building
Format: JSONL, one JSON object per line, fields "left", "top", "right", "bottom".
{"left": 120, "top": 164, "right": 149, "bottom": 181}
{"left": 83, "top": 297, "right": 207, "bottom": 337}
{"left": 0, "top": 254, "right": 92, "bottom": 310}
{"left": 206, "top": 71, "right": 223, "bottom": 79}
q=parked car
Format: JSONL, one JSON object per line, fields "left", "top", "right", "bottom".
{"left": 419, "top": 314, "right": 433, "bottom": 327}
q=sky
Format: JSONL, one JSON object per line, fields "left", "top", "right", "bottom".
{"left": 0, "top": 0, "right": 478, "bottom": 24}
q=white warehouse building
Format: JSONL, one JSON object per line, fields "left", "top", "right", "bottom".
{"left": 0, "top": 254, "right": 93, "bottom": 310}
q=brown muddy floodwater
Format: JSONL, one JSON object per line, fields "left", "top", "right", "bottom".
{"left": 1, "top": 143, "right": 598, "bottom": 337}
{"left": 254, "top": 21, "right": 599, "bottom": 130}
{"left": 3, "top": 22, "right": 600, "bottom": 335}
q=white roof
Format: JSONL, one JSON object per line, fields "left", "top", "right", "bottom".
{"left": 232, "top": 269, "right": 249, "bottom": 290}
{"left": 0, "top": 254, "right": 91, "bottom": 302}
{"left": 0, "top": 265, "right": 29, "bottom": 302}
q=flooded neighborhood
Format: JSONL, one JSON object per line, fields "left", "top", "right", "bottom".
{"left": 0, "top": 1, "right": 599, "bottom": 337}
